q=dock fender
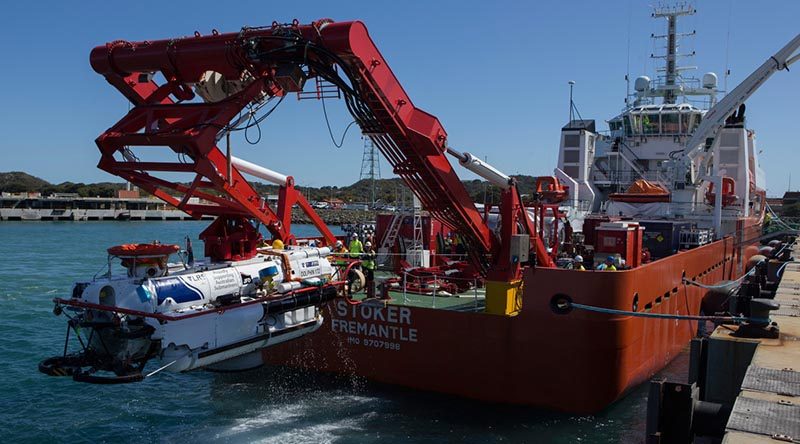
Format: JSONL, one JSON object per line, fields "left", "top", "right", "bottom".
{"left": 700, "top": 280, "right": 737, "bottom": 315}
{"left": 743, "top": 245, "right": 760, "bottom": 263}
{"left": 746, "top": 254, "right": 767, "bottom": 272}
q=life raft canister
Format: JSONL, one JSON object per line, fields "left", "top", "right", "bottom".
{"left": 705, "top": 177, "right": 738, "bottom": 207}
{"left": 107, "top": 243, "right": 180, "bottom": 257}
{"left": 535, "top": 176, "right": 568, "bottom": 203}
{"left": 108, "top": 243, "right": 181, "bottom": 274}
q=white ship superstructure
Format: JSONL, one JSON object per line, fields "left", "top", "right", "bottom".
{"left": 551, "top": 4, "right": 789, "bottom": 240}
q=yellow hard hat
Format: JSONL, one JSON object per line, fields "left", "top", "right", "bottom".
{"left": 272, "top": 239, "right": 284, "bottom": 250}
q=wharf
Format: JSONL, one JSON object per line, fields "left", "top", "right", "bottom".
{"left": 645, "top": 240, "right": 800, "bottom": 442}
{"left": 718, "top": 244, "right": 800, "bottom": 443}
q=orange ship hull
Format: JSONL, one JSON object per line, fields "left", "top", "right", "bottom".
{"left": 264, "top": 234, "right": 756, "bottom": 413}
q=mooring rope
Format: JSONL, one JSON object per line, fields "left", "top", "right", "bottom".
{"left": 682, "top": 267, "right": 755, "bottom": 290}
{"left": 566, "top": 301, "right": 754, "bottom": 323}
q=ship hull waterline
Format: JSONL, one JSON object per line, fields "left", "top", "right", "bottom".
{"left": 263, "top": 234, "right": 757, "bottom": 413}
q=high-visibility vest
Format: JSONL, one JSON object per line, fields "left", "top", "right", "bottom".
{"left": 349, "top": 239, "right": 362, "bottom": 257}
{"left": 332, "top": 246, "right": 349, "bottom": 265}
{"left": 362, "top": 250, "right": 376, "bottom": 270}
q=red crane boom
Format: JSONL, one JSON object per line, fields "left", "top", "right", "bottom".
{"left": 90, "top": 19, "right": 554, "bottom": 275}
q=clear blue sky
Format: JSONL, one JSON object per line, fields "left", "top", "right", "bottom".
{"left": 1, "top": 0, "right": 798, "bottom": 196}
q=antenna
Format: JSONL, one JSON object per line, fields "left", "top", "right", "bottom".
{"left": 723, "top": 0, "right": 733, "bottom": 91}
{"left": 625, "top": 0, "right": 632, "bottom": 107}
{"left": 568, "top": 80, "right": 576, "bottom": 123}
{"left": 651, "top": 3, "right": 696, "bottom": 104}
{"left": 359, "top": 137, "right": 381, "bottom": 207}
{"left": 568, "top": 81, "right": 583, "bottom": 124}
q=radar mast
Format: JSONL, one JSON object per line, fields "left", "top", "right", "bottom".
{"left": 652, "top": 3, "right": 695, "bottom": 103}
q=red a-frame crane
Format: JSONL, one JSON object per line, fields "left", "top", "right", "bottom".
{"left": 90, "top": 19, "right": 554, "bottom": 290}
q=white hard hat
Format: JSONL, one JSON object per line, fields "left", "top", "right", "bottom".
{"left": 574, "top": 255, "right": 583, "bottom": 263}
{"left": 335, "top": 240, "right": 343, "bottom": 246}
{"left": 365, "top": 241, "right": 372, "bottom": 247}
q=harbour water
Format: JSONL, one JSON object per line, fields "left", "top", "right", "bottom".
{"left": 0, "top": 221, "right": 689, "bottom": 443}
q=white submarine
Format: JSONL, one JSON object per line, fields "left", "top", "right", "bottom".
{"left": 40, "top": 239, "right": 359, "bottom": 383}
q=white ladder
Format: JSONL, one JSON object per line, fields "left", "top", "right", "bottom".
{"left": 378, "top": 214, "right": 404, "bottom": 265}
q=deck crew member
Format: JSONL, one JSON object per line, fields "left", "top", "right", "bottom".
{"left": 185, "top": 236, "right": 194, "bottom": 267}
{"left": 573, "top": 255, "right": 585, "bottom": 271}
{"left": 596, "top": 255, "right": 617, "bottom": 271}
{"left": 333, "top": 240, "right": 348, "bottom": 254}
{"left": 349, "top": 235, "right": 363, "bottom": 258}
{"left": 332, "top": 240, "right": 349, "bottom": 267}
{"left": 361, "top": 241, "right": 377, "bottom": 298}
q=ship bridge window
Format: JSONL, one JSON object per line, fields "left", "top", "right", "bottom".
{"left": 642, "top": 113, "right": 659, "bottom": 135}
{"left": 683, "top": 112, "right": 702, "bottom": 134}
{"left": 623, "top": 116, "right": 632, "bottom": 136}
{"left": 662, "top": 112, "right": 679, "bottom": 134}
{"left": 630, "top": 115, "right": 642, "bottom": 135}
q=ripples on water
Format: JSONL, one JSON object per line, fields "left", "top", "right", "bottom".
{"left": 0, "top": 221, "right": 689, "bottom": 443}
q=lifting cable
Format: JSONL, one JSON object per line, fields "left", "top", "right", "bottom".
{"left": 321, "top": 95, "right": 357, "bottom": 148}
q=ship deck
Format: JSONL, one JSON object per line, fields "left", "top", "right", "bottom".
{"left": 353, "top": 273, "right": 487, "bottom": 312}
{"left": 384, "top": 289, "right": 486, "bottom": 311}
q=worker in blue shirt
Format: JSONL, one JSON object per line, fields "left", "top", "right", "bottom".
{"left": 596, "top": 256, "right": 617, "bottom": 271}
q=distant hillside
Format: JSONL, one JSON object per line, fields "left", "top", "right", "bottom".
{"left": 0, "top": 172, "right": 127, "bottom": 198}
{"left": 0, "top": 172, "right": 50, "bottom": 193}
{"left": 1, "top": 171, "right": 538, "bottom": 204}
